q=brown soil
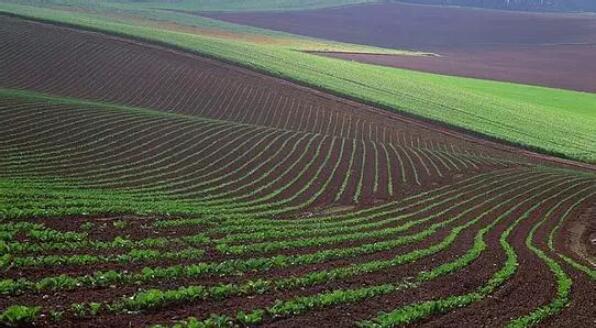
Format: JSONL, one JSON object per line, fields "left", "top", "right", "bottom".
{"left": 318, "top": 45, "right": 596, "bottom": 93}
{"left": 560, "top": 204, "right": 596, "bottom": 267}
{"left": 533, "top": 193, "right": 596, "bottom": 328}
{"left": 205, "top": 2, "right": 596, "bottom": 92}
{"left": 2, "top": 12, "right": 596, "bottom": 328}
{"left": 1, "top": 14, "right": 556, "bottom": 215}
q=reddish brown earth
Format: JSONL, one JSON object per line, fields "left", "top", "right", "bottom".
{"left": 1, "top": 15, "right": 558, "bottom": 212}
{"left": 2, "top": 171, "right": 594, "bottom": 328}
{"left": 205, "top": 2, "right": 596, "bottom": 92}
{"left": 318, "top": 45, "right": 596, "bottom": 92}
{"left": 2, "top": 14, "right": 596, "bottom": 328}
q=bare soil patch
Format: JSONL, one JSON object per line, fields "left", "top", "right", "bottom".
{"left": 206, "top": 2, "right": 596, "bottom": 92}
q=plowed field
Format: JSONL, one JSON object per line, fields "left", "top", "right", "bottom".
{"left": 206, "top": 2, "right": 596, "bottom": 92}
{"left": 1, "top": 15, "right": 594, "bottom": 328}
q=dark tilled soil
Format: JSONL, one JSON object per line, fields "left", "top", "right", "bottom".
{"left": 258, "top": 182, "right": 574, "bottom": 328}
{"left": 3, "top": 15, "right": 558, "bottom": 214}
{"left": 534, "top": 194, "right": 596, "bottom": 328}
{"left": 318, "top": 45, "right": 596, "bottom": 93}
{"left": 206, "top": 2, "right": 596, "bottom": 92}
{"left": 2, "top": 12, "right": 596, "bottom": 328}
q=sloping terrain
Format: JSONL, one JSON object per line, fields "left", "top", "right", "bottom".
{"left": 0, "top": 14, "right": 595, "bottom": 328}
{"left": 0, "top": 16, "right": 534, "bottom": 209}
{"left": 206, "top": 1, "right": 596, "bottom": 92}
{"left": 2, "top": 2, "right": 595, "bottom": 163}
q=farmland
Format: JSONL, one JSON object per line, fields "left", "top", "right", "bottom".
{"left": 1, "top": 1, "right": 596, "bottom": 328}
{"left": 2, "top": 166, "right": 594, "bottom": 327}
{"left": 207, "top": 1, "right": 596, "bottom": 93}
{"left": 0, "top": 16, "right": 529, "bottom": 210}
{"left": 1, "top": 2, "right": 595, "bottom": 162}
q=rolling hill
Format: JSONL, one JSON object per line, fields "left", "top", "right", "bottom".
{"left": 0, "top": 1, "right": 594, "bottom": 327}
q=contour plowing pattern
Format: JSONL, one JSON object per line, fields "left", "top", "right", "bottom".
{"left": 0, "top": 15, "right": 594, "bottom": 328}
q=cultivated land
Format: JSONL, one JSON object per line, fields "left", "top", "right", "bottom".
{"left": 207, "top": 1, "right": 596, "bottom": 93}
{"left": 0, "top": 16, "right": 531, "bottom": 212}
{"left": 1, "top": 11, "right": 596, "bottom": 328}
{"left": 1, "top": 2, "right": 595, "bottom": 162}
{"left": 1, "top": 0, "right": 596, "bottom": 327}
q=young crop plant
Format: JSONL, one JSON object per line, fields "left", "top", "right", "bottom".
{"left": 357, "top": 179, "right": 590, "bottom": 328}
{"left": 112, "top": 220, "right": 128, "bottom": 229}
{"left": 353, "top": 139, "right": 366, "bottom": 203}
{"left": 0, "top": 2, "right": 594, "bottom": 327}
{"left": 151, "top": 174, "right": 564, "bottom": 326}
{"left": 100, "top": 173, "right": 574, "bottom": 326}
{"left": 80, "top": 221, "right": 94, "bottom": 231}
{"left": 505, "top": 188, "right": 594, "bottom": 328}
{"left": 0, "top": 305, "right": 40, "bottom": 327}
{"left": 0, "top": 172, "right": 557, "bottom": 299}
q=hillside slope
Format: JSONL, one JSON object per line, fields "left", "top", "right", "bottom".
{"left": 2, "top": 3, "right": 595, "bottom": 163}
{"left": 1, "top": 14, "right": 596, "bottom": 328}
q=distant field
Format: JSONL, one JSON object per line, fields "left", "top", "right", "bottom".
{"left": 1, "top": 3, "right": 595, "bottom": 162}
{"left": 0, "top": 0, "right": 377, "bottom": 12}
{"left": 207, "top": 1, "right": 596, "bottom": 93}
{"left": 393, "top": 0, "right": 596, "bottom": 12}
{"left": 321, "top": 44, "right": 596, "bottom": 93}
